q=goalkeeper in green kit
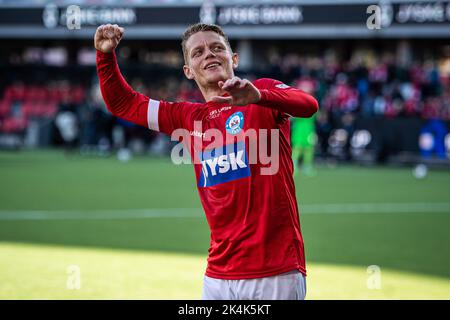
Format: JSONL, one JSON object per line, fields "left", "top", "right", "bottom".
{"left": 291, "top": 113, "right": 317, "bottom": 176}
{"left": 291, "top": 78, "right": 318, "bottom": 176}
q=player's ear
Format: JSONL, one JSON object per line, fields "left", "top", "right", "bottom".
{"left": 231, "top": 52, "right": 239, "bottom": 70}
{"left": 183, "top": 64, "right": 195, "bottom": 80}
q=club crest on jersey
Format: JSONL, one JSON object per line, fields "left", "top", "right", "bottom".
{"left": 198, "top": 141, "right": 250, "bottom": 187}
{"left": 225, "top": 111, "right": 244, "bottom": 135}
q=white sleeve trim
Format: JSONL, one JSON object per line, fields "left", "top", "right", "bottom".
{"left": 147, "top": 99, "right": 160, "bottom": 131}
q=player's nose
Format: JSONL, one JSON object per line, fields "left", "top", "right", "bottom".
{"left": 204, "top": 44, "right": 217, "bottom": 58}
{"left": 205, "top": 48, "right": 217, "bottom": 59}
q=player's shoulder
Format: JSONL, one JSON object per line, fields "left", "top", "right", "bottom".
{"left": 252, "top": 78, "right": 288, "bottom": 89}
{"left": 161, "top": 99, "right": 205, "bottom": 109}
{"left": 159, "top": 100, "right": 208, "bottom": 120}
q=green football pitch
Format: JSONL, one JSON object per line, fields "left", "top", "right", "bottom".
{"left": 0, "top": 150, "right": 449, "bottom": 299}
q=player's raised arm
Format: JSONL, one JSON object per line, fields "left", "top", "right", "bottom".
{"left": 95, "top": 24, "right": 149, "bottom": 128}
{"left": 212, "top": 77, "right": 319, "bottom": 118}
{"left": 257, "top": 79, "right": 319, "bottom": 118}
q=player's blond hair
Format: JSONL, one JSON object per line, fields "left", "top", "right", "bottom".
{"left": 181, "top": 23, "right": 232, "bottom": 63}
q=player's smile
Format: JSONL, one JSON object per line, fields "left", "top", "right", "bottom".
{"left": 203, "top": 62, "right": 222, "bottom": 75}
{"left": 204, "top": 61, "right": 221, "bottom": 70}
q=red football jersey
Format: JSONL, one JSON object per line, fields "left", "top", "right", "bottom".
{"left": 97, "top": 51, "right": 315, "bottom": 280}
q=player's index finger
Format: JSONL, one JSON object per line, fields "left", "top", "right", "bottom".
{"left": 212, "top": 96, "right": 232, "bottom": 104}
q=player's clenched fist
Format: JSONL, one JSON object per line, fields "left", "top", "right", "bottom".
{"left": 94, "top": 24, "right": 124, "bottom": 53}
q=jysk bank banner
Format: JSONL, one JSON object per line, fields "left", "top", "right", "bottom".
{"left": 0, "top": 1, "right": 449, "bottom": 38}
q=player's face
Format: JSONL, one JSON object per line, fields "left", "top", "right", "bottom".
{"left": 183, "top": 31, "right": 238, "bottom": 87}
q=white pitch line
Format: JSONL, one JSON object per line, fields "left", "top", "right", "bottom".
{"left": 299, "top": 203, "right": 450, "bottom": 214}
{"left": 0, "top": 208, "right": 202, "bottom": 221}
{"left": 0, "top": 203, "right": 449, "bottom": 221}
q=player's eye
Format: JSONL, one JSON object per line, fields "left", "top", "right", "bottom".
{"left": 192, "top": 50, "right": 201, "bottom": 58}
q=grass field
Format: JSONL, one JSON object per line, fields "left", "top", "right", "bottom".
{"left": 0, "top": 150, "right": 449, "bottom": 299}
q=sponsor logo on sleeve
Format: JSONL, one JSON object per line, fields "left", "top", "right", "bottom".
{"left": 275, "top": 83, "right": 290, "bottom": 89}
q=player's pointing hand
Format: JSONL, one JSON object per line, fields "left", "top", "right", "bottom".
{"left": 211, "top": 76, "right": 261, "bottom": 106}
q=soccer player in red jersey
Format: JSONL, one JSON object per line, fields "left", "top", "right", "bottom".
{"left": 95, "top": 23, "right": 318, "bottom": 300}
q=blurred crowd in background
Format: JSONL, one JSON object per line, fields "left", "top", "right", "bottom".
{"left": 0, "top": 42, "right": 449, "bottom": 164}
